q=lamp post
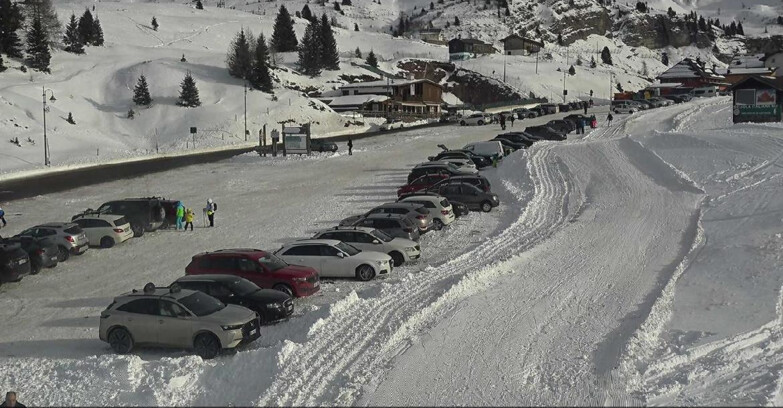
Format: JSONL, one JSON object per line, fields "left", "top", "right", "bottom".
{"left": 243, "top": 79, "right": 248, "bottom": 142}
{"left": 42, "top": 86, "right": 56, "bottom": 166}
{"left": 609, "top": 72, "right": 614, "bottom": 102}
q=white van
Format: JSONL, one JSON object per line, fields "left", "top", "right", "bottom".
{"left": 691, "top": 86, "right": 717, "bottom": 98}
{"left": 463, "top": 141, "right": 504, "bottom": 159}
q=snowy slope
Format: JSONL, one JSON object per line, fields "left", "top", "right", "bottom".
{"left": 646, "top": 0, "right": 783, "bottom": 36}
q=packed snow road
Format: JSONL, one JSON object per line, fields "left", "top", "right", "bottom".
{"left": 3, "top": 99, "right": 781, "bottom": 406}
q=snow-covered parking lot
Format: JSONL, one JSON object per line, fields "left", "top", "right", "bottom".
{"left": 2, "top": 98, "right": 783, "bottom": 406}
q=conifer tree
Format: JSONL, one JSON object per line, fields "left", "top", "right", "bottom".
{"left": 354, "top": 22, "right": 359, "bottom": 31}
{"left": 151, "top": 16, "right": 158, "bottom": 31}
{"left": 557, "top": 33, "right": 563, "bottom": 46}
{"left": 0, "top": 0, "right": 25, "bottom": 57}
{"left": 63, "top": 13, "right": 83, "bottom": 54}
{"left": 354, "top": 47, "right": 362, "bottom": 58}
{"left": 576, "top": 55, "right": 582, "bottom": 66}
{"left": 91, "top": 16, "right": 103, "bottom": 45}
{"left": 250, "top": 33, "right": 273, "bottom": 92}
{"left": 661, "top": 52, "right": 669, "bottom": 66}
{"left": 271, "top": 5, "right": 298, "bottom": 52}
{"left": 454, "top": 16, "right": 460, "bottom": 26}
{"left": 600, "top": 46, "right": 612, "bottom": 65}
{"left": 297, "top": 17, "right": 321, "bottom": 76}
{"left": 590, "top": 55, "right": 597, "bottom": 68}
{"left": 301, "top": 4, "right": 313, "bottom": 21}
{"left": 667, "top": 7, "right": 675, "bottom": 18}
{"left": 133, "top": 74, "right": 152, "bottom": 106}
{"left": 320, "top": 13, "right": 339, "bottom": 70}
{"left": 23, "top": 0, "right": 60, "bottom": 46}
{"left": 196, "top": 0, "right": 203, "bottom": 10}
{"left": 334, "top": 1, "right": 340, "bottom": 11}
{"left": 568, "top": 64, "right": 575, "bottom": 75}
{"left": 365, "top": 49, "right": 378, "bottom": 67}
{"left": 66, "top": 112, "right": 75, "bottom": 124}
{"left": 226, "top": 28, "right": 254, "bottom": 79}
{"left": 177, "top": 71, "right": 201, "bottom": 107}
{"left": 25, "top": 14, "right": 50, "bottom": 72}
{"left": 77, "top": 8, "right": 94, "bottom": 44}
{"left": 737, "top": 22, "right": 744, "bottom": 35}
{"left": 0, "top": 54, "right": 6, "bottom": 72}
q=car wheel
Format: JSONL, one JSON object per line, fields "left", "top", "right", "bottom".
{"left": 57, "top": 245, "right": 70, "bottom": 262}
{"left": 319, "top": 147, "right": 324, "bottom": 152}
{"left": 131, "top": 222, "right": 145, "bottom": 238}
{"left": 432, "top": 219, "right": 444, "bottom": 231}
{"left": 389, "top": 251, "right": 405, "bottom": 267}
{"left": 630, "top": 110, "right": 635, "bottom": 114}
{"left": 30, "top": 261, "right": 41, "bottom": 275}
{"left": 273, "top": 284, "right": 294, "bottom": 297}
{"left": 108, "top": 327, "right": 134, "bottom": 354}
{"left": 194, "top": 333, "right": 221, "bottom": 359}
{"left": 100, "top": 236, "right": 115, "bottom": 249}
{"left": 481, "top": 201, "right": 493, "bottom": 213}
{"left": 459, "top": 120, "right": 466, "bottom": 126}
{"left": 355, "top": 264, "right": 375, "bottom": 281}
{"left": 477, "top": 120, "right": 484, "bottom": 126}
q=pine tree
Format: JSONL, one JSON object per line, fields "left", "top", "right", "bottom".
{"left": 600, "top": 46, "right": 612, "bottom": 65}
{"left": 354, "top": 22, "right": 359, "bottom": 31}
{"left": 354, "top": 47, "right": 362, "bottom": 58}
{"left": 0, "top": 54, "right": 6, "bottom": 72}
{"left": 91, "top": 16, "right": 103, "bottom": 45}
{"left": 301, "top": 4, "right": 313, "bottom": 21}
{"left": 151, "top": 16, "right": 158, "bottom": 31}
{"left": 737, "top": 22, "right": 744, "bottom": 35}
{"left": 729, "top": 21, "right": 737, "bottom": 36}
{"left": 63, "top": 13, "right": 83, "bottom": 54}
{"left": 430, "top": 1, "right": 434, "bottom": 9}
{"left": 568, "top": 64, "right": 575, "bottom": 75}
{"left": 576, "top": 55, "right": 582, "bottom": 66}
{"left": 661, "top": 52, "right": 669, "bottom": 66}
{"left": 778, "top": 16, "right": 783, "bottom": 25}
{"left": 590, "top": 56, "right": 597, "bottom": 68}
{"left": 297, "top": 18, "right": 321, "bottom": 76}
{"left": 667, "top": 7, "right": 675, "bottom": 18}
{"left": 271, "top": 5, "right": 298, "bottom": 52}
{"left": 557, "top": 33, "right": 563, "bottom": 46}
{"left": 77, "top": 8, "right": 94, "bottom": 44}
{"left": 23, "top": 0, "right": 60, "bottom": 46}
{"left": 227, "top": 28, "right": 254, "bottom": 79}
{"left": 342, "top": 0, "right": 352, "bottom": 4}
{"left": 66, "top": 112, "right": 75, "bottom": 124}
{"left": 196, "top": 0, "right": 204, "bottom": 10}
{"left": 454, "top": 16, "right": 460, "bottom": 26}
{"left": 127, "top": 107, "right": 135, "bottom": 119}
{"left": 365, "top": 49, "right": 378, "bottom": 67}
{"left": 177, "top": 71, "right": 201, "bottom": 107}
{"left": 0, "top": 0, "right": 25, "bottom": 57}
{"left": 133, "top": 74, "right": 152, "bottom": 106}
{"left": 250, "top": 33, "right": 273, "bottom": 92}
{"left": 698, "top": 15, "right": 707, "bottom": 31}
{"left": 25, "top": 14, "right": 50, "bottom": 72}
{"left": 334, "top": 2, "right": 341, "bottom": 11}
{"left": 320, "top": 14, "right": 339, "bottom": 70}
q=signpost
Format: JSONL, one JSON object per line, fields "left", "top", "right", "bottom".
{"left": 281, "top": 123, "right": 311, "bottom": 156}
{"left": 271, "top": 129, "right": 280, "bottom": 157}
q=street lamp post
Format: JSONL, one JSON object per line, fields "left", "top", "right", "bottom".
{"left": 243, "top": 79, "right": 248, "bottom": 142}
{"left": 41, "top": 86, "right": 56, "bottom": 166}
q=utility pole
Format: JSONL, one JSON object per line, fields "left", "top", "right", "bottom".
{"left": 563, "top": 70, "right": 567, "bottom": 103}
{"left": 243, "top": 79, "right": 248, "bottom": 142}
{"left": 503, "top": 53, "right": 507, "bottom": 83}
{"left": 41, "top": 86, "right": 56, "bottom": 166}
{"left": 609, "top": 72, "right": 614, "bottom": 102}
{"left": 535, "top": 50, "right": 539, "bottom": 74}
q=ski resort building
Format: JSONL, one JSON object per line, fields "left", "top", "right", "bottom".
{"left": 656, "top": 58, "right": 727, "bottom": 89}
{"left": 727, "top": 76, "right": 783, "bottom": 123}
{"left": 334, "top": 79, "right": 444, "bottom": 117}
{"left": 720, "top": 54, "right": 777, "bottom": 84}
{"left": 762, "top": 51, "right": 783, "bottom": 77}
{"left": 448, "top": 38, "right": 495, "bottom": 61}
{"left": 500, "top": 34, "right": 543, "bottom": 56}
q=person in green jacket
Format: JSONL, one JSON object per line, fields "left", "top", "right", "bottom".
{"left": 175, "top": 201, "right": 185, "bottom": 230}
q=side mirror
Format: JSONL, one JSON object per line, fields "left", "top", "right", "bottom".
{"left": 337, "top": 252, "right": 345, "bottom": 258}
{"left": 372, "top": 240, "right": 381, "bottom": 244}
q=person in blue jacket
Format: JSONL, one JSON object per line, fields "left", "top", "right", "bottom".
{"left": 175, "top": 201, "right": 185, "bottom": 230}
{"left": 0, "top": 207, "right": 6, "bottom": 228}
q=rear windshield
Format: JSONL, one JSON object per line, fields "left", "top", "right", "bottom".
{"left": 416, "top": 208, "right": 428, "bottom": 215}
{"left": 440, "top": 199, "right": 450, "bottom": 208}
{"left": 64, "top": 226, "right": 82, "bottom": 234}
{"left": 113, "top": 217, "right": 128, "bottom": 227}
{"left": 179, "top": 292, "right": 226, "bottom": 317}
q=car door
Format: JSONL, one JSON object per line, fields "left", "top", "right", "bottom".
{"left": 280, "top": 245, "right": 322, "bottom": 272}
{"left": 115, "top": 298, "right": 159, "bottom": 344}
{"left": 462, "top": 184, "right": 484, "bottom": 207}
{"left": 354, "top": 231, "right": 382, "bottom": 252}
{"left": 318, "top": 244, "right": 348, "bottom": 277}
{"left": 156, "top": 300, "right": 194, "bottom": 348}
{"left": 236, "top": 256, "right": 261, "bottom": 285}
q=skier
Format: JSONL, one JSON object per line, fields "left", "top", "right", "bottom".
{"left": 347, "top": 138, "right": 353, "bottom": 156}
{"left": 175, "top": 201, "right": 185, "bottom": 230}
{"left": 205, "top": 198, "right": 217, "bottom": 227}
{"left": 606, "top": 113, "right": 614, "bottom": 126}
{"left": 499, "top": 113, "right": 506, "bottom": 130}
{"left": 184, "top": 208, "right": 194, "bottom": 231}
{"left": 0, "top": 206, "right": 6, "bottom": 228}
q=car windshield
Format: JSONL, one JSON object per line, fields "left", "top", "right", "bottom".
{"left": 114, "top": 217, "right": 128, "bottom": 227}
{"left": 335, "top": 242, "right": 360, "bottom": 256}
{"left": 179, "top": 292, "right": 226, "bottom": 316}
{"left": 371, "top": 229, "right": 394, "bottom": 242}
{"left": 446, "top": 163, "right": 459, "bottom": 171}
{"left": 258, "top": 253, "right": 288, "bottom": 272}
{"left": 64, "top": 225, "right": 82, "bottom": 234}
{"left": 228, "top": 279, "right": 261, "bottom": 296}
{"left": 440, "top": 198, "right": 451, "bottom": 208}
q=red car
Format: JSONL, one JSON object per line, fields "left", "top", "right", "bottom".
{"left": 185, "top": 249, "right": 320, "bottom": 297}
{"left": 397, "top": 174, "right": 450, "bottom": 198}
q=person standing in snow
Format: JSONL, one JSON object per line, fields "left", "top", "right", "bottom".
{"left": 606, "top": 113, "right": 613, "bottom": 126}
{"left": 205, "top": 198, "right": 217, "bottom": 227}
{"left": 1, "top": 392, "right": 26, "bottom": 407}
{"left": 347, "top": 138, "right": 353, "bottom": 156}
{"left": 583, "top": 102, "right": 588, "bottom": 115}
{"left": 184, "top": 208, "right": 194, "bottom": 231}
{"left": 0, "top": 206, "right": 6, "bottom": 228}
{"left": 499, "top": 113, "right": 506, "bottom": 130}
{"left": 509, "top": 114, "right": 515, "bottom": 128}
{"left": 175, "top": 201, "right": 185, "bottom": 230}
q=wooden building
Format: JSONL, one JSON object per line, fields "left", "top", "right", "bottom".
{"left": 656, "top": 58, "right": 727, "bottom": 88}
{"left": 726, "top": 76, "right": 783, "bottom": 123}
{"left": 337, "top": 79, "right": 444, "bottom": 117}
{"left": 500, "top": 34, "right": 543, "bottom": 56}
{"left": 448, "top": 38, "right": 495, "bottom": 61}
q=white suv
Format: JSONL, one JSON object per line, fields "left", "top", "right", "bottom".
{"left": 72, "top": 212, "right": 134, "bottom": 248}
{"left": 612, "top": 102, "right": 636, "bottom": 114}
{"left": 398, "top": 194, "right": 456, "bottom": 230}
{"left": 460, "top": 113, "right": 488, "bottom": 126}
{"left": 312, "top": 226, "right": 421, "bottom": 266}
{"left": 274, "top": 239, "right": 393, "bottom": 281}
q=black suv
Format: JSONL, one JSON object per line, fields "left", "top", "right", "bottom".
{"left": 0, "top": 235, "right": 58, "bottom": 274}
{"left": 407, "top": 163, "right": 465, "bottom": 184}
{"left": 311, "top": 139, "right": 338, "bottom": 153}
{"left": 430, "top": 183, "right": 500, "bottom": 212}
{"left": 429, "top": 150, "right": 491, "bottom": 169}
{"left": 0, "top": 241, "right": 30, "bottom": 285}
{"left": 525, "top": 125, "right": 566, "bottom": 141}
{"left": 430, "top": 174, "right": 492, "bottom": 193}
{"left": 173, "top": 275, "right": 294, "bottom": 325}
{"left": 90, "top": 198, "right": 167, "bottom": 237}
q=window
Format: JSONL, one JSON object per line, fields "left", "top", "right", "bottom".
{"left": 114, "top": 217, "right": 129, "bottom": 227}
{"left": 318, "top": 232, "right": 341, "bottom": 240}
{"left": 376, "top": 219, "right": 398, "bottom": 229}
{"left": 283, "top": 245, "right": 320, "bottom": 256}
{"left": 159, "top": 300, "right": 191, "bottom": 318}
{"left": 117, "top": 299, "right": 157, "bottom": 315}
{"left": 355, "top": 232, "right": 376, "bottom": 243}
{"left": 197, "top": 257, "right": 212, "bottom": 269}
{"left": 97, "top": 220, "right": 112, "bottom": 228}
{"left": 179, "top": 292, "right": 225, "bottom": 317}
{"left": 208, "top": 283, "right": 233, "bottom": 298}
{"left": 440, "top": 198, "right": 451, "bottom": 208}
{"left": 736, "top": 89, "right": 756, "bottom": 105}
{"left": 64, "top": 225, "right": 82, "bottom": 234}
{"left": 335, "top": 242, "right": 360, "bottom": 256}
{"left": 258, "top": 253, "right": 289, "bottom": 271}
{"left": 237, "top": 257, "right": 256, "bottom": 272}
{"left": 39, "top": 229, "right": 57, "bottom": 237}
{"left": 211, "top": 257, "right": 236, "bottom": 270}
{"left": 177, "top": 281, "right": 208, "bottom": 293}
{"left": 319, "top": 245, "right": 341, "bottom": 257}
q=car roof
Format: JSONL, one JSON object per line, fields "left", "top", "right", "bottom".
{"left": 203, "top": 248, "right": 266, "bottom": 255}
{"left": 73, "top": 213, "right": 125, "bottom": 221}
{"left": 290, "top": 239, "right": 341, "bottom": 246}
{"left": 317, "top": 226, "right": 376, "bottom": 234}
{"left": 119, "top": 286, "right": 197, "bottom": 301}
{"left": 175, "top": 274, "right": 248, "bottom": 284}
{"left": 35, "top": 222, "right": 75, "bottom": 228}
{"left": 375, "top": 202, "right": 420, "bottom": 209}
{"left": 415, "top": 161, "right": 450, "bottom": 167}
{"left": 400, "top": 193, "right": 442, "bottom": 201}
{"left": 364, "top": 213, "right": 407, "bottom": 220}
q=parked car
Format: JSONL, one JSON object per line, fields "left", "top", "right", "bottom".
{"left": 154, "top": 198, "right": 181, "bottom": 229}
{"left": 546, "top": 119, "right": 576, "bottom": 134}
{"left": 563, "top": 114, "right": 591, "bottom": 127}
{"left": 514, "top": 108, "right": 537, "bottom": 119}
{"left": 407, "top": 162, "right": 476, "bottom": 184}
{"left": 310, "top": 138, "right": 338, "bottom": 152}
{"left": 312, "top": 226, "right": 420, "bottom": 266}
{"left": 380, "top": 118, "right": 405, "bottom": 131}
{"left": 540, "top": 104, "right": 558, "bottom": 114}
{"left": 0, "top": 235, "right": 57, "bottom": 275}
{"left": 612, "top": 102, "right": 636, "bottom": 114}
{"left": 275, "top": 239, "right": 393, "bottom": 281}
{"left": 524, "top": 125, "right": 566, "bottom": 141}
{"left": 16, "top": 222, "right": 88, "bottom": 262}
{"left": 462, "top": 141, "right": 504, "bottom": 160}
{"left": 340, "top": 202, "right": 432, "bottom": 233}
{"left": 415, "top": 161, "right": 477, "bottom": 174}
{"left": 350, "top": 213, "right": 421, "bottom": 241}
{"left": 185, "top": 249, "right": 320, "bottom": 297}
{"left": 437, "top": 157, "right": 477, "bottom": 171}
{"left": 450, "top": 200, "right": 470, "bottom": 218}
{"left": 173, "top": 275, "right": 293, "bottom": 325}
{"left": 430, "top": 183, "right": 500, "bottom": 212}
{"left": 495, "top": 132, "right": 536, "bottom": 147}
{"left": 459, "top": 113, "right": 489, "bottom": 126}
{"left": 568, "top": 101, "right": 582, "bottom": 110}
{"left": 529, "top": 106, "right": 545, "bottom": 116}
{"left": 558, "top": 103, "right": 571, "bottom": 112}
{"left": 490, "top": 136, "right": 527, "bottom": 153}
{"left": 71, "top": 212, "right": 134, "bottom": 248}
{"left": 99, "top": 283, "right": 260, "bottom": 359}
{"left": 397, "top": 174, "right": 450, "bottom": 198}
{"left": 429, "top": 150, "right": 492, "bottom": 169}
{"left": 430, "top": 174, "right": 492, "bottom": 193}
{"left": 93, "top": 198, "right": 167, "bottom": 237}
{"left": 0, "top": 240, "right": 30, "bottom": 284}
{"left": 398, "top": 193, "right": 455, "bottom": 230}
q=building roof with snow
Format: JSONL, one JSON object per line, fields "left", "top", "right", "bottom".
{"left": 729, "top": 54, "right": 766, "bottom": 69}
{"left": 340, "top": 79, "right": 441, "bottom": 89}
{"left": 657, "top": 58, "right": 726, "bottom": 85}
